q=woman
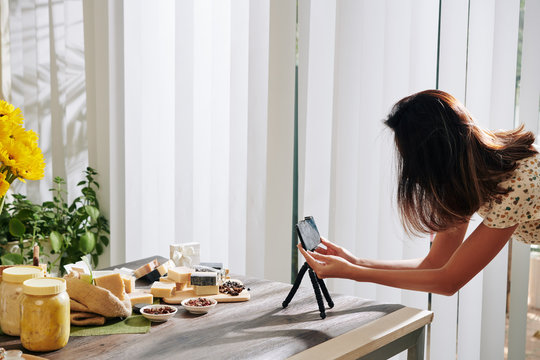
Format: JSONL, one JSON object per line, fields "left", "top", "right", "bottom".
{"left": 299, "top": 90, "right": 539, "bottom": 296}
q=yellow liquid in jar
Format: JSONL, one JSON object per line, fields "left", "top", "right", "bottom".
{"left": 20, "top": 291, "right": 70, "bottom": 352}
{"left": 0, "top": 282, "right": 24, "bottom": 336}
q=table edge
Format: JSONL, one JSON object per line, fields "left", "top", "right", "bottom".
{"left": 288, "top": 306, "right": 434, "bottom": 360}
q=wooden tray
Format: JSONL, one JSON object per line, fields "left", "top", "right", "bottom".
{"left": 163, "top": 288, "right": 250, "bottom": 304}
{"left": 23, "top": 355, "right": 48, "bottom": 360}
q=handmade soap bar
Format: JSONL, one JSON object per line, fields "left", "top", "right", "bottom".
{"left": 142, "top": 269, "right": 161, "bottom": 282}
{"left": 128, "top": 291, "right": 154, "bottom": 306}
{"left": 121, "top": 275, "right": 135, "bottom": 293}
{"left": 133, "top": 259, "right": 159, "bottom": 279}
{"left": 160, "top": 277, "right": 186, "bottom": 291}
{"left": 94, "top": 273, "right": 126, "bottom": 300}
{"left": 190, "top": 272, "right": 217, "bottom": 286}
{"left": 150, "top": 282, "right": 175, "bottom": 298}
{"left": 92, "top": 270, "right": 114, "bottom": 278}
{"left": 167, "top": 267, "right": 192, "bottom": 283}
{"left": 71, "top": 267, "right": 85, "bottom": 274}
{"left": 194, "top": 285, "right": 219, "bottom": 296}
{"left": 199, "top": 262, "right": 223, "bottom": 270}
{"left": 157, "top": 260, "right": 176, "bottom": 276}
{"left": 170, "top": 242, "right": 200, "bottom": 267}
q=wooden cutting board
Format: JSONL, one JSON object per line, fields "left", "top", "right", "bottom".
{"left": 163, "top": 288, "right": 250, "bottom": 304}
{"left": 23, "top": 355, "right": 48, "bottom": 360}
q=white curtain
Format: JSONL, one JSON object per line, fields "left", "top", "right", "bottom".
{"left": 2, "top": 0, "right": 538, "bottom": 358}
{"left": 82, "top": 0, "right": 296, "bottom": 282}
{"left": 1, "top": 0, "right": 88, "bottom": 206}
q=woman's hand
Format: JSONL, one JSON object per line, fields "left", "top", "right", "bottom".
{"left": 314, "top": 237, "right": 358, "bottom": 265}
{"left": 298, "top": 243, "right": 355, "bottom": 279}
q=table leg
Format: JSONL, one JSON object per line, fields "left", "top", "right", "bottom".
{"left": 357, "top": 326, "right": 426, "bottom": 360}
{"left": 407, "top": 326, "right": 425, "bottom": 360}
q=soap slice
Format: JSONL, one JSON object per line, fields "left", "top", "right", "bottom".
{"left": 199, "top": 262, "right": 223, "bottom": 270}
{"left": 150, "top": 282, "right": 176, "bottom": 298}
{"left": 194, "top": 285, "right": 219, "bottom": 296}
{"left": 191, "top": 272, "right": 217, "bottom": 286}
{"left": 133, "top": 259, "right": 159, "bottom": 279}
{"left": 121, "top": 275, "right": 136, "bottom": 293}
{"left": 142, "top": 269, "right": 161, "bottom": 282}
{"left": 129, "top": 291, "right": 154, "bottom": 307}
{"left": 94, "top": 273, "right": 126, "bottom": 300}
{"left": 160, "top": 277, "right": 187, "bottom": 291}
{"left": 168, "top": 267, "right": 192, "bottom": 283}
{"left": 157, "top": 260, "right": 176, "bottom": 276}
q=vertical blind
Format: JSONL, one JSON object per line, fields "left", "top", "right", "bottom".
{"left": 2, "top": 0, "right": 538, "bottom": 358}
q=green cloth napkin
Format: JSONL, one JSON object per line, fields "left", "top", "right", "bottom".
{"left": 70, "top": 314, "right": 150, "bottom": 337}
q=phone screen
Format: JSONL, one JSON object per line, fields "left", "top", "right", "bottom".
{"left": 296, "top": 216, "right": 321, "bottom": 251}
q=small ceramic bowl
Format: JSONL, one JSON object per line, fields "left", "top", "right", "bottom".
{"left": 181, "top": 297, "right": 217, "bottom": 315}
{"left": 140, "top": 304, "right": 178, "bottom": 322}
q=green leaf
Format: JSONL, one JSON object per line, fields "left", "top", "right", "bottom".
{"left": 42, "top": 201, "right": 55, "bottom": 208}
{"left": 95, "top": 243, "right": 103, "bottom": 255}
{"left": 50, "top": 231, "right": 64, "bottom": 252}
{"left": 91, "top": 254, "right": 99, "bottom": 267}
{"left": 1, "top": 253, "right": 24, "bottom": 265}
{"left": 100, "top": 236, "right": 109, "bottom": 246}
{"left": 8, "top": 218, "right": 25, "bottom": 237}
{"left": 15, "top": 209, "right": 34, "bottom": 220}
{"left": 84, "top": 205, "right": 99, "bottom": 221}
{"left": 79, "top": 231, "right": 96, "bottom": 253}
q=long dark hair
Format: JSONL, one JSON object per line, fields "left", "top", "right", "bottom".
{"left": 385, "top": 89, "right": 537, "bottom": 235}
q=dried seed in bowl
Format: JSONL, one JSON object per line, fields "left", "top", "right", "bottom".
{"left": 143, "top": 306, "right": 176, "bottom": 315}
{"left": 219, "top": 280, "right": 245, "bottom": 296}
{"left": 186, "top": 298, "right": 214, "bottom": 307}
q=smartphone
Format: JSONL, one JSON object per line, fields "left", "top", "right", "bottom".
{"left": 296, "top": 216, "right": 321, "bottom": 251}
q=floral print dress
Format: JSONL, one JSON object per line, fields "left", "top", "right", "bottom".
{"left": 477, "top": 147, "right": 540, "bottom": 244}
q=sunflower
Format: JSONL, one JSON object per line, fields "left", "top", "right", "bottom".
{"left": 0, "top": 171, "right": 9, "bottom": 198}
{"left": 0, "top": 139, "right": 29, "bottom": 170}
{"left": 16, "top": 148, "right": 45, "bottom": 181}
{"left": 0, "top": 100, "right": 44, "bottom": 198}
{"left": 0, "top": 100, "right": 24, "bottom": 125}
{"left": 0, "top": 119, "right": 18, "bottom": 143}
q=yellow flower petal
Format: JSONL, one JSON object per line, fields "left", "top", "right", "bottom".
{"left": 0, "top": 100, "right": 24, "bottom": 124}
{"left": 0, "top": 172, "right": 9, "bottom": 197}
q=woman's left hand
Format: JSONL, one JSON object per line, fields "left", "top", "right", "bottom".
{"left": 297, "top": 243, "right": 354, "bottom": 279}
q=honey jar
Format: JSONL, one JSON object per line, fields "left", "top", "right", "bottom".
{"left": 0, "top": 266, "right": 44, "bottom": 336}
{"left": 20, "top": 278, "right": 70, "bottom": 352}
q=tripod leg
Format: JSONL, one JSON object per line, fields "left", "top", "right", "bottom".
{"left": 317, "top": 278, "right": 334, "bottom": 308}
{"left": 308, "top": 269, "right": 326, "bottom": 319}
{"left": 282, "top": 263, "right": 309, "bottom": 308}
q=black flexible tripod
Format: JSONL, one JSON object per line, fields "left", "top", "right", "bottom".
{"left": 282, "top": 261, "right": 334, "bottom": 319}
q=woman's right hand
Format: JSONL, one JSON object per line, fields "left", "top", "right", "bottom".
{"left": 314, "top": 237, "right": 359, "bottom": 265}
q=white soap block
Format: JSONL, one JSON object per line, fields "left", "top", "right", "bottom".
{"left": 170, "top": 242, "right": 200, "bottom": 267}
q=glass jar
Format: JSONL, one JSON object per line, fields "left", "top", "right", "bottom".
{"left": 20, "top": 278, "right": 70, "bottom": 352}
{"left": 0, "top": 266, "right": 44, "bottom": 336}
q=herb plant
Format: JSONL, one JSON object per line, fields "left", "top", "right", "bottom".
{"left": 0, "top": 167, "right": 110, "bottom": 273}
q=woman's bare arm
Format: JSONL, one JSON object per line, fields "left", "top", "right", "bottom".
{"left": 299, "top": 222, "right": 516, "bottom": 295}
{"left": 321, "top": 223, "right": 467, "bottom": 270}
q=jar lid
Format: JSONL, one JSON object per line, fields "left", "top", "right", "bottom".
{"left": 23, "top": 277, "right": 66, "bottom": 295}
{"left": 2, "top": 266, "right": 44, "bottom": 283}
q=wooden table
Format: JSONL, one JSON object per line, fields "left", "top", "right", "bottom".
{"left": 0, "top": 256, "right": 433, "bottom": 360}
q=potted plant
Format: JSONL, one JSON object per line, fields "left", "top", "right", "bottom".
{"left": 0, "top": 98, "right": 46, "bottom": 262}
{"left": 44, "top": 167, "right": 110, "bottom": 274}
{"left": 0, "top": 167, "right": 110, "bottom": 274}
{"left": 0, "top": 193, "right": 48, "bottom": 265}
